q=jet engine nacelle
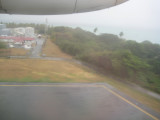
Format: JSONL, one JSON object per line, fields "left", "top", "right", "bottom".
{"left": 0, "top": 0, "right": 128, "bottom": 15}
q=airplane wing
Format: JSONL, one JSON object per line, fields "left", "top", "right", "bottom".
{"left": 0, "top": 0, "right": 128, "bottom": 15}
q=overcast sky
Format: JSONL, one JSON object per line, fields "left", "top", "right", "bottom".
{"left": 0, "top": 0, "right": 160, "bottom": 43}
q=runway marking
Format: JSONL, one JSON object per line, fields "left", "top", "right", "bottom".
{"left": 0, "top": 84, "right": 159, "bottom": 120}
{"left": 101, "top": 85, "right": 159, "bottom": 120}
{"left": 0, "top": 84, "right": 99, "bottom": 87}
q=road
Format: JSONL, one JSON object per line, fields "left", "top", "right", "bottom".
{"left": 30, "top": 38, "right": 45, "bottom": 57}
{"left": 9, "top": 56, "right": 83, "bottom": 66}
{"left": 0, "top": 83, "right": 159, "bottom": 120}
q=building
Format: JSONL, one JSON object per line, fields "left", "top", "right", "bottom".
{"left": 25, "top": 27, "right": 35, "bottom": 37}
{"left": 12, "top": 27, "right": 35, "bottom": 37}
{"left": 0, "top": 28, "right": 12, "bottom": 36}
{"left": 0, "top": 24, "right": 6, "bottom": 30}
{"left": 0, "top": 36, "right": 14, "bottom": 43}
{"left": 0, "top": 25, "right": 35, "bottom": 49}
{"left": 0, "top": 36, "right": 35, "bottom": 49}
{"left": 13, "top": 27, "right": 25, "bottom": 37}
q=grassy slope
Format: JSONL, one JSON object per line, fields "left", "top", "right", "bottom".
{"left": 42, "top": 39, "right": 72, "bottom": 58}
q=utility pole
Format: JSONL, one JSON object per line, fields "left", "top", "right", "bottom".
{"left": 45, "top": 18, "right": 48, "bottom": 38}
{"left": 43, "top": 18, "right": 48, "bottom": 47}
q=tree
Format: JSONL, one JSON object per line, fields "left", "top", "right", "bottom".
{"left": 0, "top": 42, "right": 6, "bottom": 49}
{"left": 119, "top": 32, "right": 124, "bottom": 37}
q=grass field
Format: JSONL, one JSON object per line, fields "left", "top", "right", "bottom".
{"left": 0, "top": 59, "right": 104, "bottom": 82}
{"left": 0, "top": 48, "right": 29, "bottom": 56}
{"left": 10, "top": 48, "right": 29, "bottom": 56}
{"left": 42, "top": 39, "right": 72, "bottom": 58}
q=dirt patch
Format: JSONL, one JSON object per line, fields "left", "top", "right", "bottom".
{"left": 42, "top": 39, "right": 72, "bottom": 59}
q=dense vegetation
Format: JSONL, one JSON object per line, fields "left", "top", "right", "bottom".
{"left": 50, "top": 27, "right": 160, "bottom": 93}
{"left": 0, "top": 42, "right": 6, "bottom": 49}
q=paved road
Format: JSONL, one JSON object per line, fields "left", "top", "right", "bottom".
{"left": 9, "top": 56, "right": 83, "bottom": 65}
{"left": 0, "top": 83, "right": 159, "bottom": 120}
{"left": 30, "top": 38, "right": 45, "bottom": 57}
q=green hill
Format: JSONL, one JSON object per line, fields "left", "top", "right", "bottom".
{"left": 49, "top": 26, "right": 160, "bottom": 93}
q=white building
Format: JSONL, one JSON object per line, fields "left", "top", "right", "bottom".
{"left": 13, "top": 27, "right": 25, "bottom": 37}
{"left": 12, "top": 27, "right": 35, "bottom": 37}
{"left": 25, "top": 27, "right": 35, "bottom": 37}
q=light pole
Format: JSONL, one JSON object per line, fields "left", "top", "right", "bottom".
{"left": 45, "top": 18, "right": 48, "bottom": 39}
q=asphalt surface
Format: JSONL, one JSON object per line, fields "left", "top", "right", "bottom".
{"left": 0, "top": 83, "right": 159, "bottom": 120}
{"left": 30, "top": 38, "right": 44, "bottom": 57}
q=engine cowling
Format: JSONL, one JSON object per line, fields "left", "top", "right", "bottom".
{"left": 0, "top": 0, "right": 128, "bottom": 15}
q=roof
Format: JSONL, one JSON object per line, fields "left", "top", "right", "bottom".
{"left": 0, "top": 36, "right": 35, "bottom": 42}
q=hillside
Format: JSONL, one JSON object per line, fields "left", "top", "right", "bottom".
{"left": 49, "top": 26, "right": 160, "bottom": 93}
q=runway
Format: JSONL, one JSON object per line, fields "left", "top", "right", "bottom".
{"left": 0, "top": 83, "right": 159, "bottom": 120}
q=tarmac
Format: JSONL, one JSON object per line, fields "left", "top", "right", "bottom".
{"left": 0, "top": 83, "right": 159, "bottom": 120}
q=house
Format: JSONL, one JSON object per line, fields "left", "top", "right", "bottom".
{"left": 0, "top": 36, "right": 35, "bottom": 49}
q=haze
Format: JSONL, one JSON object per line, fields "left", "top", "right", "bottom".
{"left": 0, "top": 0, "right": 160, "bottom": 43}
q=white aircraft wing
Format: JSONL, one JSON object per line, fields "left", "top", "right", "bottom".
{"left": 0, "top": 0, "right": 128, "bottom": 15}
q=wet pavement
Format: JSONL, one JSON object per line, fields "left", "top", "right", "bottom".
{"left": 30, "top": 38, "right": 44, "bottom": 57}
{"left": 0, "top": 83, "right": 159, "bottom": 120}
